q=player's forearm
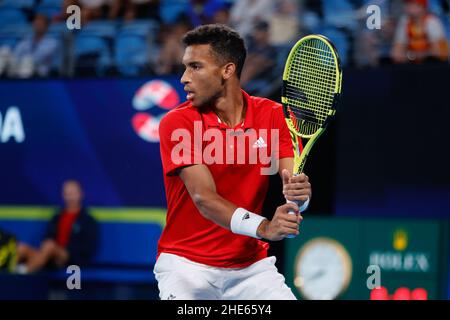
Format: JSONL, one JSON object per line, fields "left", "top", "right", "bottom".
{"left": 278, "top": 158, "right": 294, "bottom": 176}
{"left": 191, "top": 188, "right": 237, "bottom": 229}
{"left": 256, "top": 219, "right": 270, "bottom": 239}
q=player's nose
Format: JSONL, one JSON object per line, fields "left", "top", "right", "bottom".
{"left": 180, "top": 70, "right": 190, "bottom": 85}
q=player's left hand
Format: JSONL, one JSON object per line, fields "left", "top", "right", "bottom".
{"left": 282, "top": 169, "right": 311, "bottom": 205}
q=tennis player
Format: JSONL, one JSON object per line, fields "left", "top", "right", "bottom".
{"left": 155, "top": 24, "right": 311, "bottom": 300}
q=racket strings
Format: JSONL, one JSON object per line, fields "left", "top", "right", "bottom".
{"left": 288, "top": 108, "right": 300, "bottom": 131}
{"left": 303, "top": 121, "right": 320, "bottom": 136}
{"left": 286, "top": 101, "right": 322, "bottom": 124}
{"left": 285, "top": 83, "right": 333, "bottom": 105}
{"left": 297, "top": 43, "right": 335, "bottom": 94}
{"left": 287, "top": 107, "right": 320, "bottom": 135}
{"left": 285, "top": 83, "right": 330, "bottom": 120}
{"left": 285, "top": 86, "right": 328, "bottom": 121}
{"left": 288, "top": 52, "right": 335, "bottom": 115}
{"left": 285, "top": 38, "right": 337, "bottom": 135}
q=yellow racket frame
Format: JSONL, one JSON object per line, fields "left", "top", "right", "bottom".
{"left": 282, "top": 34, "right": 343, "bottom": 174}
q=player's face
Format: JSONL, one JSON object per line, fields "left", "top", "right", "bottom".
{"left": 181, "top": 44, "right": 225, "bottom": 108}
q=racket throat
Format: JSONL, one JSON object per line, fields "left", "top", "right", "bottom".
{"left": 294, "top": 155, "right": 308, "bottom": 175}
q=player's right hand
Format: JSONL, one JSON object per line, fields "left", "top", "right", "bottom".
{"left": 257, "top": 203, "right": 302, "bottom": 241}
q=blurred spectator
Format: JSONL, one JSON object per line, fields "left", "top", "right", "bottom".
{"left": 186, "top": 0, "right": 227, "bottom": 27}
{"left": 154, "top": 16, "right": 192, "bottom": 75}
{"left": 241, "top": 21, "right": 277, "bottom": 88}
{"left": 268, "top": 0, "right": 301, "bottom": 46}
{"left": 109, "top": 0, "right": 161, "bottom": 22}
{"left": 15, "top": 180, "right": 98, "bottom": 274}
{"left": 230, "top": 0, "right": 274, "bottom": 39}
{"left": 354, "top": 0, "right": 403, "bottom": 67}
{"left": 5, "top": 14, "right": 59, "bottom": 78}
{"left": 0, "top": 47, "right": 13, "bottom": 77}
{"left": 391, "top": 0, "right": 449, "bottom": 63}
{"left": 212, "top": 5, "right": 230, "bottom": 25}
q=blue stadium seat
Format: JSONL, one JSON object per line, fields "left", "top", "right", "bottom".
{"left": 0, "top": 0, "right": 35, "bottom": 9}
{"left": 36, "top": 5, "right": 61, "bottom": 19}
{"left": 120, "top": 19, "right": 159, "bottom": 37}
{"left": 0, "top": 8, "right": 28, "bottom": 28}
{"left": 322, "top": 0, "right": 357, "bottom": 31}
{"left": 72, "top": 21, "right": 118, "bottom": 75}
{"left": 0, "top": 36, "right": 17, "bottom": 49}
{"left": 159, "top": 0, "right": 189, "bottom": 24}
{"left": 74, "top": 35, "right": 110, "bottom": 58}
{"left": 47, "top": 22, "right": 69, "bottom": 37}
{"left": 428, "top": 0, "right": 444, "bottom": 16}
{"left": 35, "top": 0, "right": 64, "bottom": 18}
{"left": 302, "top": 10, "right": 323, "bottom": 34}
{"left": 0, "top": 24, "right": 32, "bottom": 49}
{"left": 74, "top": 35, "right": 111, "bottom": 75}
{"left": 80, "top": 20, "right": 118, "bottom": 38}
{"left": 318, "top": 27, "right": 349, "bottom": 67}
{"left": 40, "top": 0, "right": 64, "bottom": 6}
{"left": 113, "top": 20, "right": 159, "bottom": 76}
{"left": 114, "top": 34, "right": 149, "bottom": 76}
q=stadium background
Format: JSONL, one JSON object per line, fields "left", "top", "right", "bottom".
{"left": 0, "top": 0, "right": 449, "bottom": 300}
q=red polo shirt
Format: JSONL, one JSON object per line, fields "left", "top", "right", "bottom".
{"left": 157, "top": 90, "right": 295, "bottom": 268}
{"left": 56, "top": 209, "right": 79, "bottom": 247}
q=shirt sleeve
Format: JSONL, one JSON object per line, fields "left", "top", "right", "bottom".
{"left": 35, "top": 37, "right": 59, "bottom": 64}
{"left": 12, "top": 38, "right": 30, "bottom": 60}
{"left": 272, "top": 103, "right": 296, "bottom": 160}
{"left": 425, "top": 15, "right": 446, "bottom": 42}
{"left": 159, "top": 111, "right": 203, "bottom": 176}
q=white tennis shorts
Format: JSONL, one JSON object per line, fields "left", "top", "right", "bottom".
{"left": 153, "top": 253, "right": 297, "bottom": 300}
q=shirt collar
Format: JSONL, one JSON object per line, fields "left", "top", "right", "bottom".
{"left": 201, "top": 89, "right": 254, "bottom": 130}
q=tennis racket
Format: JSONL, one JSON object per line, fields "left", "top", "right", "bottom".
{"left": 281, "top": 34, "right": 342, "bottom": 233}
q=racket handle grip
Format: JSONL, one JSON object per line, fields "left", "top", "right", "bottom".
{"left": 286, "top": 199, "right": 299, "bottom": 239}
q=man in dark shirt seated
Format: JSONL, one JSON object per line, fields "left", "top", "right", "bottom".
{"left": 16, "top": 180, "right": 98, "bottom": 274}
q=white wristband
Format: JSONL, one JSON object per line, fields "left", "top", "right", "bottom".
{"left": 230, "top": 208, "right": 267, "bottom": 239}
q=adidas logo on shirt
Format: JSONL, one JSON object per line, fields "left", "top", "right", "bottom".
{"left": 252, "top": 137, "right": 267, "bottom": 149}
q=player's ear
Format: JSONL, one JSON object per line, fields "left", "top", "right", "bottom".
{"left": 222, "top": 63, "right": 236, "bottom": 80}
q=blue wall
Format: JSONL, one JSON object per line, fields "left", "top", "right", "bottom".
{"left": 0, "top": 77, "right": 184, "bottom": 207}
{"left": 333, "top": 65, "right": 450, "bottom": 219}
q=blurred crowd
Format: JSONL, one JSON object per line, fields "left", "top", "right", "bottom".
{"left": 0, "top": 0, "right": 449, "bottom": 93}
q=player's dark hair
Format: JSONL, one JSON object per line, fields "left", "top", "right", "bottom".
{"left": 182, "top": 24, "right": 247, "bottom": 78}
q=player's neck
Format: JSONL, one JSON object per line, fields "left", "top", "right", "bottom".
{"left": 213, "top": 83, "right": 245, "bottom": 128}
{"left": 65, "top": 204, "right": 81, "bottom": 214}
